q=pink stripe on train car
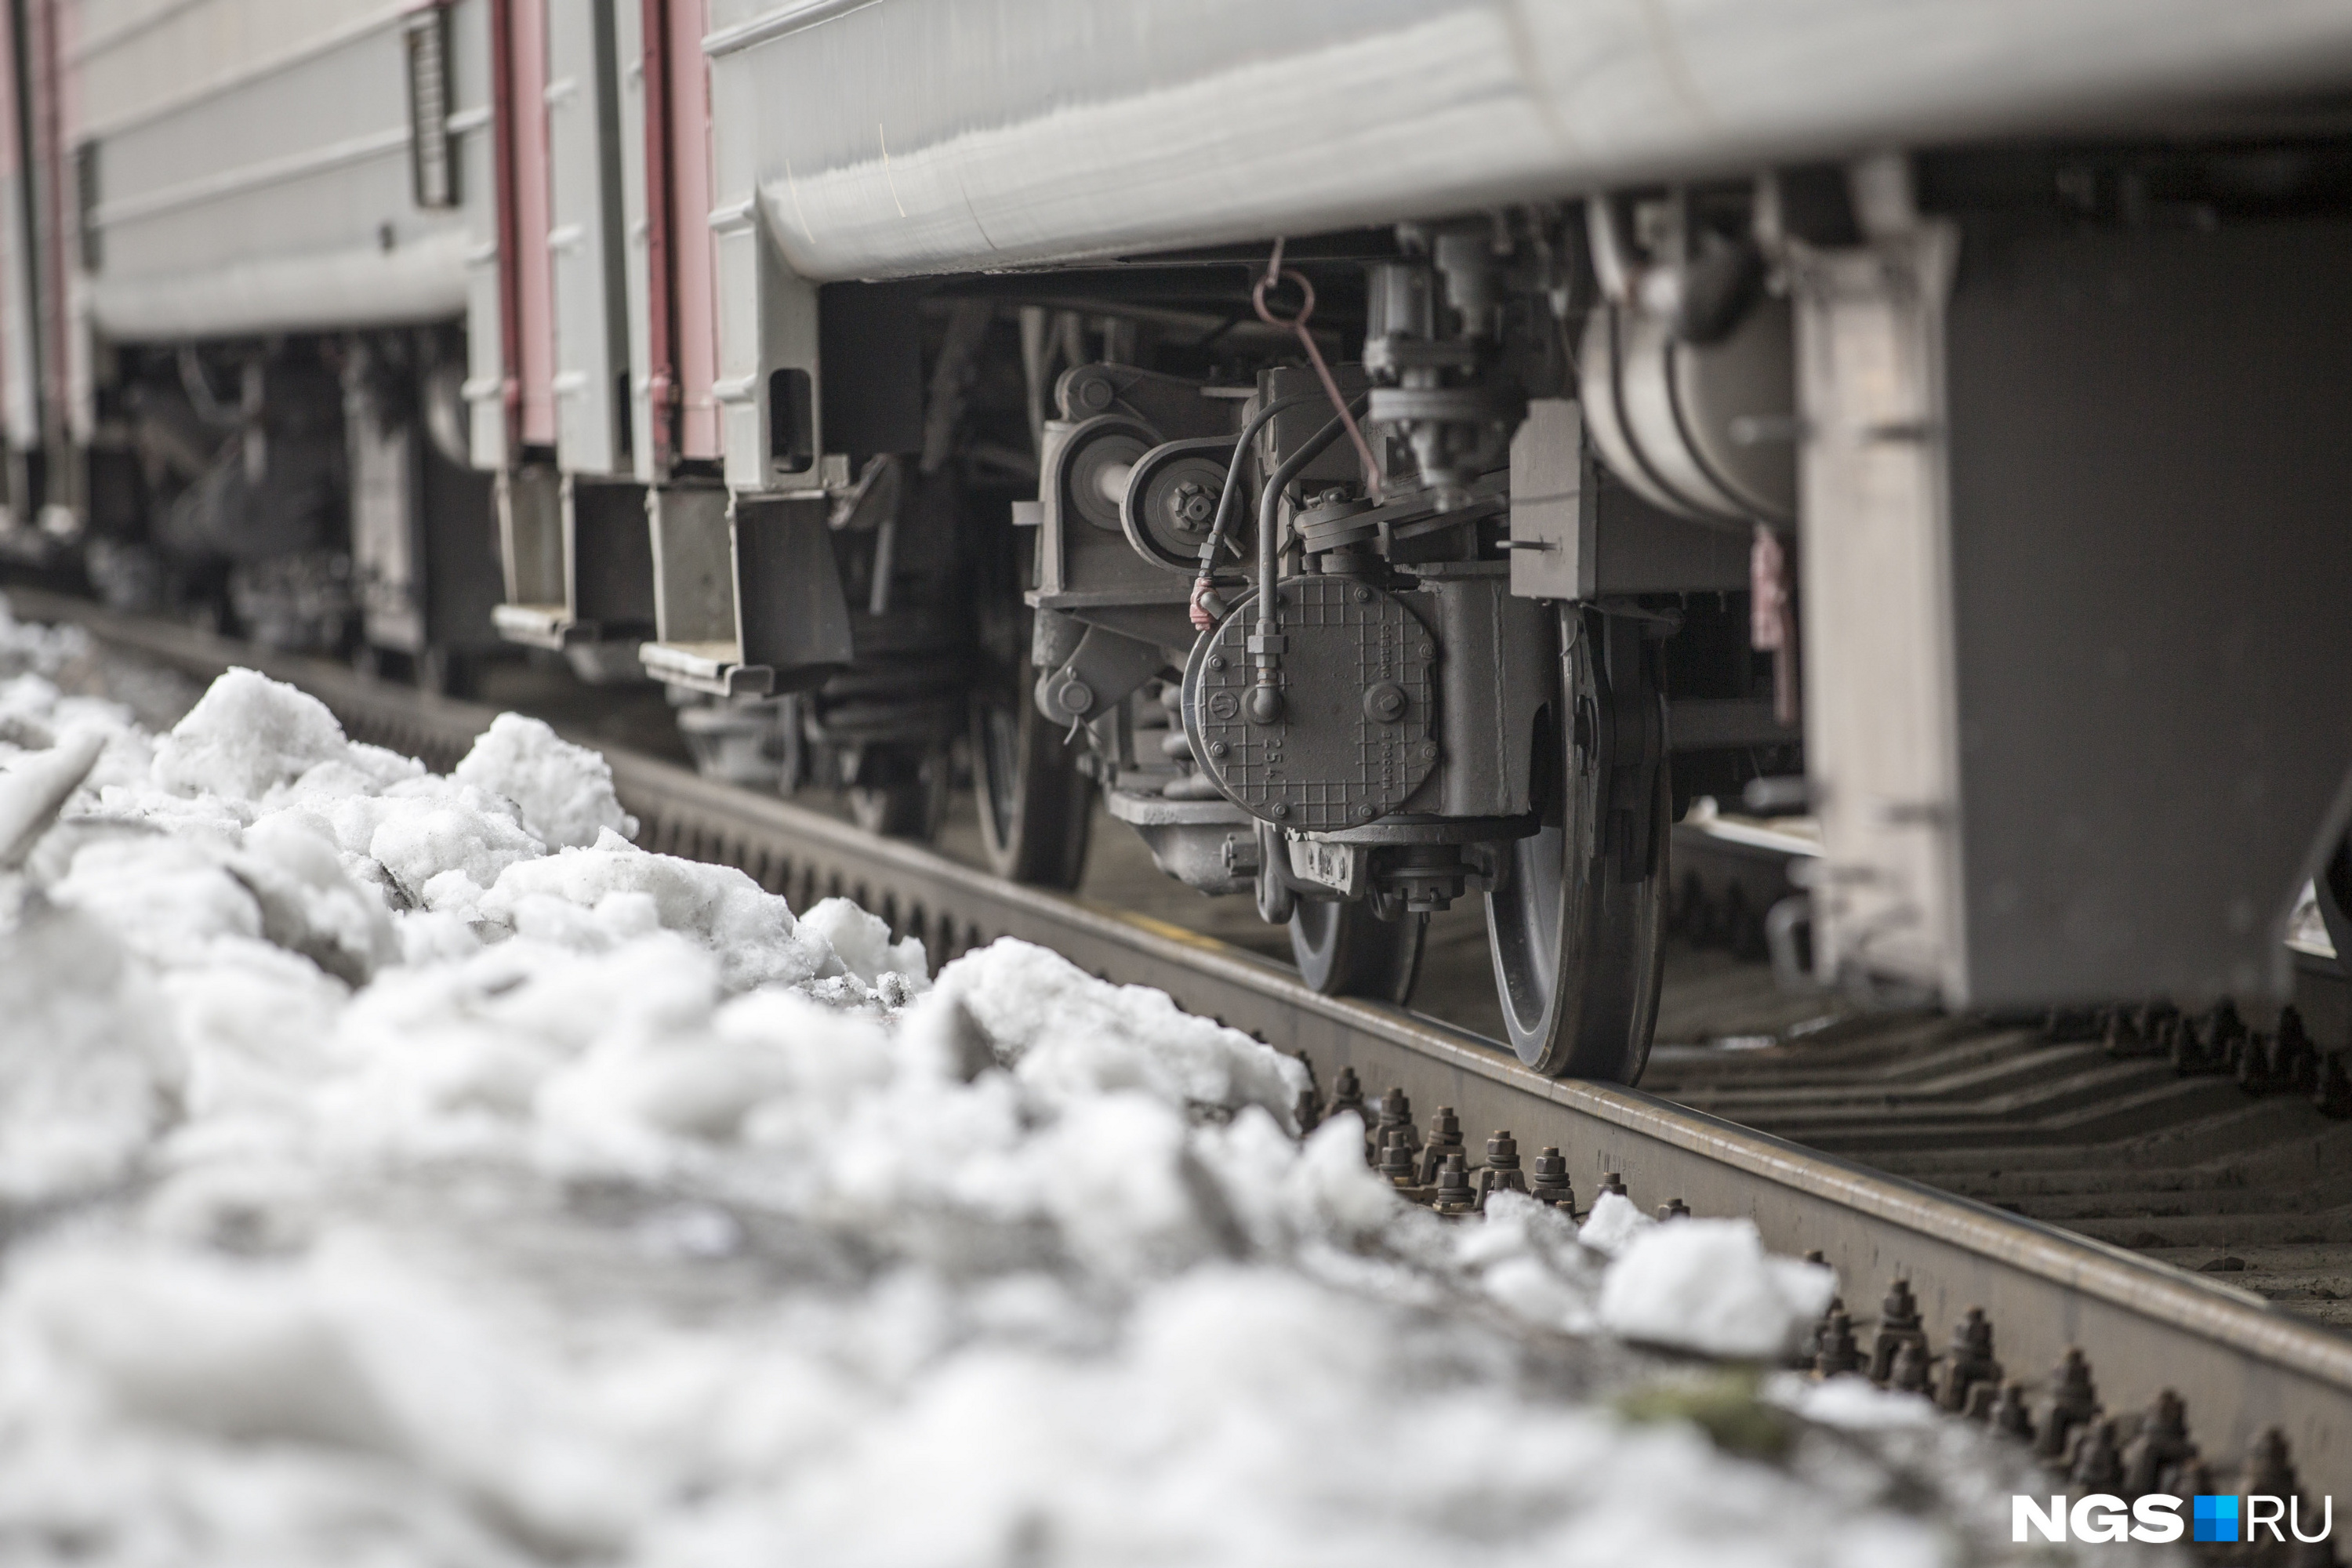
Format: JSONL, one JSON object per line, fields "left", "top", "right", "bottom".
{"left": 509, "top": 0, "right": 556, "bottom": 449}
{"left": 668, "top": 0, "right": 718, "bottom": 462}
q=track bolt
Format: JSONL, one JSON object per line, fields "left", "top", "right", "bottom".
{"left": 2133, "top": 997, "right": 2177, "bottom": 1039}
{"left": 2157, "top": 1012, "right": 2192, "bottom": 1070}
{"left": 1656, "top": 1198, "right": 1691, "bottom": 1221}
{"left": 2122, "top": 1389, "right": 2194, "bottom": 1497}
{"left": 2210, "top": 997, "right": 2249, "bottom": 1065}
{"left": 1370, "top": 1087, "right": 1417, "bottom": 1166}
{"left": 1936, "top": 1307, "right": 2001, "bottom": 1414}
{"left": 1798, "top": 1294, "right": 1842, "bottom": 1366}
{"left": 1431, "top": 1152, "right": 1479, "bottom": 1216}
{"left": 2100, "top": 1007, "right": 2133, "bottom": 1056}
{"left": 1327, "top": 1065, "right": 1366, "bottom": 1130}
{"left": 2034, "top": 1348, "right": 2100, "bottom": 1468}
{"left": 1813, "top": 1309, "right": 1862, "bottom": 1377}
{"left": 1415, "top": 1105, "right": 1465, "bottom": 1186}
{"left": 2315, "top": 1052, "right": 2352, "bottom": 1119}
{"left": 1293, "top": 1086, "right": 1321, "bottom": 1136}
{"left": 2278, "top": 1005, "right": 2320, "bottom": 1094}
{"left": 1377, "top": 1129, "right": 1420, "bottom": 1189}
{"left": 1990, "top": 1381, "right": 2035, "bottom": 1442}
{"left": 1477, "top": 1131, "right": 1529, "bottom": 1202}
{"left": 1868, "top": 1278, "right": 1926, "bottom": 1385}
{"left": 1528, "top": 1147, "right": 1575, "bottom": 1212}
{"left": 2070, "top": 1417, "right": 2125, "bottom": 1492}
{"left": 1599, "top": 1171, "right": 1628, "bottom": 1199}
{"left": 1889, "top": 1339, "right": 1933, "bottom": 1396}
{"left": 2241, "top": 1426, "right": 2300, "bottom": 1500}
{"left": 2240, "top": 1029, "right": 2280, "bottom": 1094}
{"left": 2109, "top": 1002, "right": 2176, "bottom": 1060}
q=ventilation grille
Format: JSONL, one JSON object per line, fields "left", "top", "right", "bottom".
{"left": 405, "top": 8, "right": 457, "bottom": 211}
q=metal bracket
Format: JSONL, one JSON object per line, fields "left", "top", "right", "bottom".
{"left": 1035, "top": 624, "right": 1170, "bottom": 724}
{"left": 1288, "top": 837, "right": 1369, "bottom": 898}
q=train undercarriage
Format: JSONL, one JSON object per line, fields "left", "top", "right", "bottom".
{"left": 9, "top": 0, "right": 2352, "bottom": 1087}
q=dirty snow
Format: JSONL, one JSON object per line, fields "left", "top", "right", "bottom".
{"left": 0, "top": 599, "right": 2143, "bottom": 1566}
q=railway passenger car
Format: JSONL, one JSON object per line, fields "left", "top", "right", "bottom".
{"left": 42, "top": 0, "right": 504, "bottom": 678}
{"left": 9, "top": 0, "right": 2352, "bottom": 1085}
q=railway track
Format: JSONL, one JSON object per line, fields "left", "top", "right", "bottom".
{"left": 1662, "top": 830, "right": 2352, "bottom": 1329}
{"left": 22, "top": 582, "right": 2352, "bottom": 1520}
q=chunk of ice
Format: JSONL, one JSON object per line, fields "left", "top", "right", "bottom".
{"left": 1599, "top": 1218, "right": 1837, "bottom": 1359}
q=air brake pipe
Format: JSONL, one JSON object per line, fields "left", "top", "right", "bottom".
{"left": 1249, "top": 396, "right": 1370, "bottom": 724}
{"left": 1196, "top": 395, "right": 1319, "bottom": 565}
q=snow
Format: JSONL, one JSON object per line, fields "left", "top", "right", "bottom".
{"left": 931, "top": 937, "right": 1305, "bottom": 1119}
{"left": 1599, "top": 1218, "right": 1838, "bottom": 1360}
{"left": 149, "top": 666, "right": 385, "bottom": 801}
{"left": 0, "top": 597, "right": 2137, "bottom": 1566}
{"left": 452, "top": 710, "right": 638, "bottom": 849}
{"left": 1575, "top": 1188, "right": 1656, "bottom": 1256}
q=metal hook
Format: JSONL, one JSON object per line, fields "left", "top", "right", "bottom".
{"left": 1252, "top": 255, "right": 1383, "bottom": 501}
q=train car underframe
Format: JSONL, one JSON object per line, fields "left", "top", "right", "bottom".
{"left": 750, "top": 140, "right": 2352, "bottom": 1083}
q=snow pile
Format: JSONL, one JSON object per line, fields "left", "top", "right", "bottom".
{"left": 453, "top": 709, "right": 639, "bottom": 848}
{"left": 1601, "top": 1218, "right": 1838, "bottom": 1359}
{"left": 931, "top": 936, "right": 1300, "bottom": 1117}
{"left": 0, "top": 612, "right": 2115, "bottom": 1566}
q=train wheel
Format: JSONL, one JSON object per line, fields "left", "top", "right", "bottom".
{"left": 970, "top": 677, "right": 1092, "bottom": 887}
{"left": 1290, "top": 898, "right": 1427, "bottom": 1004}
{"left": 1486, "top": 610, "right": 1668, "bottom": 1083}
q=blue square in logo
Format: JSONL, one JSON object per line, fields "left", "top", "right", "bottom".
{"left": 2194, "top": 1495, "right": 2240, "bottom": 1544}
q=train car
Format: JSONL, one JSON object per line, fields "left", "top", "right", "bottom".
{"left": 28, "top": 0, "right": 505, "bottom": 682}
{"left": 10, "top": 0, "right": 2352, "bottom": 1084}
{"left": 681, "top": 0, "right": 2352, "bottom": 1078}
{"left": 460, "top": 0, "right": 971, "bottom": 833}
